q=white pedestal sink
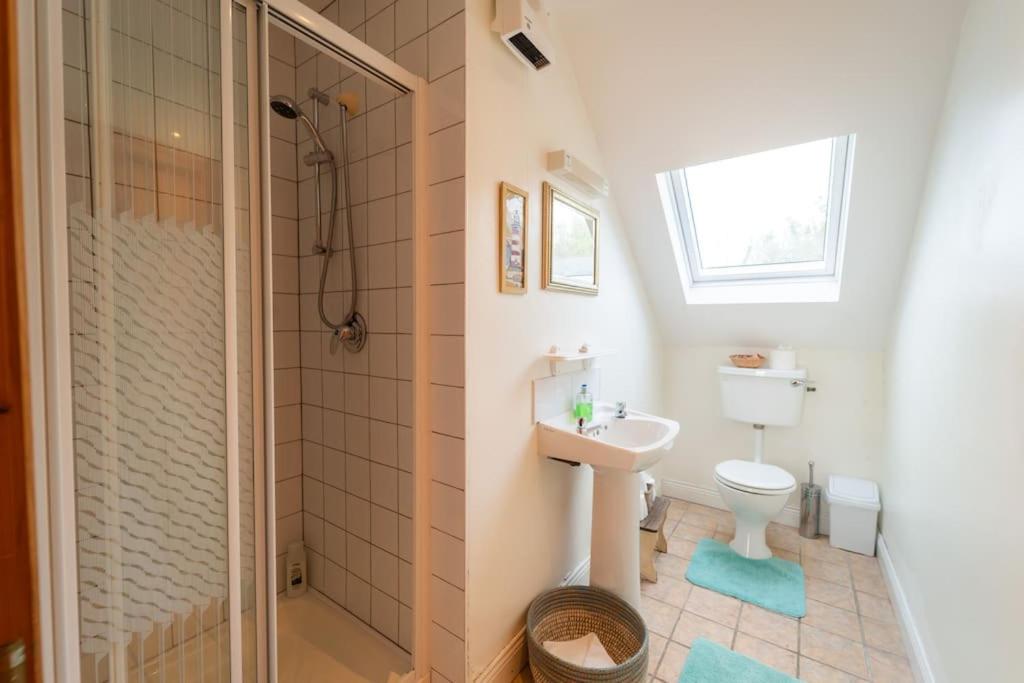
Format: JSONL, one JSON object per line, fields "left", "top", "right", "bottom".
{"left": 538, "top": 403, "right": 680, "bottom": 609}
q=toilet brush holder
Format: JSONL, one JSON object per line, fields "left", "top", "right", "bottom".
{"left": 799, "top": 461, "right": 821, "bottom": 539}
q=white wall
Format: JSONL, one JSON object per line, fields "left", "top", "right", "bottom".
{"left": 659, "top": 347, "right": 885, "bottom": 520}
{"left": 464, "top": 0, "right": 663, "bottom": 675}
{"left": 881, "top": 1, "right": 1024, "bottom": 680}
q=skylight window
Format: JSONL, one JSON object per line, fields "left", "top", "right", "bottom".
{"left": 659, "top": 135, "right": 854, "bottom": 304}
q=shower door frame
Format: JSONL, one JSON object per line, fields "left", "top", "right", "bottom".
{"left": 22, "top": 0, "right": 432, "bottom": 681}
{"left": 254, "top": 2, "right": 432, "bottom": 680}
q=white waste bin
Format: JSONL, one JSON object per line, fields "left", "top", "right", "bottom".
{"left": 825, "top": 475, "right": 880, "bottom": 556}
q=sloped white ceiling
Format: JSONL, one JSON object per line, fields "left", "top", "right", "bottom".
{"left": 547, "top": 0, "right": 967, "bottom": 349}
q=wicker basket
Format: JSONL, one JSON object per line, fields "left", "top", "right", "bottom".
{"left": 729, "top": 353, "right": 766, "bottom": 369}
{"left": 526, "top": 586, "right": 648, "bottom": 683}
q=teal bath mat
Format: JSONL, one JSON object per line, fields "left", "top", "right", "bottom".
{"left": 685, "top": 539, "right": 805, "bottom": 618}
{"left": 680, "top": 638, "right": 798, "bottom": 682}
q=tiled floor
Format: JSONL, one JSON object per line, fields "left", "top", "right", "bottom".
{"left": 517, "top": 498, "right": 914, "bottom": 683}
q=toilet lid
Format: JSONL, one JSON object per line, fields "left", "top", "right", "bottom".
{"left": 715, "top": 460, "right": 796, "bottom": 492}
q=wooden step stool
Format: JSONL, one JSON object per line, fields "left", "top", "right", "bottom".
{"left": 639, "top": 496, "right": 670, "bottom": 582}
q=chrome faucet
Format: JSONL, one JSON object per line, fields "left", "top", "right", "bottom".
{"left": 577, "top": 418, "right": 607, "bottom": 436}
{"left": 615, "top": 401, "right": 627, "bottom": 418}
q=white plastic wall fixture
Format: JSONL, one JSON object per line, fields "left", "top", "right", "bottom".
{"left": 718, "top": 366, "right": 808, "bottom": 426}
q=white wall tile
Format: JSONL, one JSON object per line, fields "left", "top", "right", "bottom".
{"left": 429, "top": 335, "right": 464, "bottom": 387}
{"left": 372, "top": 588, "right": 400, "bottom": 641}
{"left": 325, "top": 522, "right": 346, "bottom": 567}
{"left": 430, "top": 481, "right": 464, "bottom": 540}
{"left": 431, "top": 433, "right": 464, "bottom": 490}
{"left": 430, "top": 285, "right": 464, "bottom": 335}
{"left": 274, "top": 368, "right": 301, "bottom": 406}
{"left": 347, "top": 454, "right": 371, "bottom": 499}
{"left": 347, "top": 533, "right": 372, "bottom": 581}
{"left": 428, "top": 177, "right": 464, "bottom": 235}
{"left": 304, "top": 512, "right": 324, "bottom": 554}
{"left": 428, "top": 231, "right": 464, "bottom": 285}
{"left": 430, "top": 576, "right": 465, "bottom": 635}
{"left": 396, "top": 0, "right": 427, "bottom": 46}
{"left": 346, "top": 413, "right": 371, "bottom": 457}
{"left": 324, "top": 559, "right": 347, "bottom": 605}
{"left": 371, "top": 546, "right": 399, "bottom": 595}
{"left": 347, "top": 573, "right": 372, "bottom": 623}
{"left": 324, "top": 483, "right": 347, "bottom": 527}
{"left": 347, "top": 493, "right": 372, "bottom": 540}
{"left": 303, "top": 476, "right": 324, "bottom": 516}
{"left": 276, "top": 477, "right": 302, "bottom": 518}
{"left": 428, "top": 67, "right": 464, "bottom": 132}
{"left": 427, "top": 11, "right": 464, "bottom": 81}
{"left": 371, "top": 504, "right": 400, "bottom": 554}
{"left": 276, "top": 441, "right": 303, "bottom": 481}
{"left": 430, "top": 528, "right": 464, "bottom": 590}
{"left": 430, "top": 623, "right": 466, "bottom": 683}
{"left": 371, "top": 462, "right": 399, "bottom": 511}
{"left": 428, "top": 123, "right": 465, "bottom": 184}
{"left": 430, "top": 385, "right": 464, "bottom": 437}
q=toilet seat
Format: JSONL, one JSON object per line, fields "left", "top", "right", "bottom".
{"left": 714, "top": 460, "right": 796, "bottom": 495}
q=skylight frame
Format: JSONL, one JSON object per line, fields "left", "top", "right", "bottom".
{"left": 667, "top": 135, "right": 854, "bottom": 286}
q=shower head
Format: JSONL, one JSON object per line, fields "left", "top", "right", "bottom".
{"left": 270, "top": 95, "right": 302, "bottom": 120}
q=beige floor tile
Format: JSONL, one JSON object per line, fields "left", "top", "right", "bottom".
{"left": 803, "top": 599, "right": 863, "bottom": 642}
{"left": 799, "top": 656, "right": 867, "bottom": 682}
{"left": 640, "top": 595, "right": 681, "bottom": 638}
{"left": 680, "top": 509, "right": 717, "bottom": 532}
{"left": 671, "top": 610, "right": 734, "bottom": 648}
{"left": 866, "top": 648, "right": 914, "bottom": 683}
{"left": 666, "top": 498, "right": 687, "bottom": 520}
{"left": 666, "top": 536, "right": 698, "bottom": 559}
{"left": 802, "top": 558, "right": 852, "bottom": 587}
{"left": 647, "top": 632, "right": 667, "bottom": 676}
{"left": 684, "top": 586, "right": 741, "bottom": 628}
{"left": 799, "top": 624, "right": 868, "bottom": 678}
{"left": 511, "top": 668, "right": 534, "bottom": 683}
{"left": 766, "top": 523, "right": 802, "bottom": 553}
{"left": 772, "top": 548, "right": 801, "bottom": 564}
{"left": 845, "top": 553, "right": 880, "bottom": 576}
{"left": 805, "top": 578, "right": 857, "bottom": 612}
{"left": 734, "top": 633, "right": 798, "bottom": 676}
{"left": 653, "top": 552, "right": 689, "bottom": 581}
{"left": 713, "top": 532, "right": 732, "bottom": 544}
{"left": 738, "top": 603, "right": 798, "bottom": 651}
{"left": 655, "top": 641, "right": 690, "bottom": 682}
{"left": 861, "top": 616, "right": 904, "bottom": 656}
{"left": 851, "top": 571, "right": 888, "bottom": 599}
{"left": 671, "top": 522, "right": 716, "bottom": 543}
{"left": 801, "top": 537, "right": 850, "bottom": 566}
{"left": 855, "top": 591, "right": 896, "bottom": 624}
{"left": 641, "top": 575, "right": 692, "bottom": 609}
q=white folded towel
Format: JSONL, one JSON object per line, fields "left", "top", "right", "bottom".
{"left": 543, "top": 632, "right": 616, "bottom": 669}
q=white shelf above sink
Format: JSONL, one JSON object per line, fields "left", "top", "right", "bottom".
{"left": 543, "top": 346, "right": 615, "bottom": 375}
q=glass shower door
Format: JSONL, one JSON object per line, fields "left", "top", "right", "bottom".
{"left": 62, "top": 1, "right": 259, "bottom": 680}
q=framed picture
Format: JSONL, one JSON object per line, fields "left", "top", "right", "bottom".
{"left": 542, "top": 182, "right": 599, "bottom": 295}
{"left": 499, "top": 182, "right": 528, "bottom": 293}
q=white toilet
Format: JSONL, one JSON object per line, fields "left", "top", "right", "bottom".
{"left": 714, "top": 365, "right": 807, "bottom": 559}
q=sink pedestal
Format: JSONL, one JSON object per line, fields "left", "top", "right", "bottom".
{"left": 590, "top": 468, "right": 642, "bottom": 609}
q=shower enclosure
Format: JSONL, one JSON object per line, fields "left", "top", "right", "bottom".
{"left": 41, "top": 1, "right": 429, "bottom": 680}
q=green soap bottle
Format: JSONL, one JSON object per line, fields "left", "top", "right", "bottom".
{"left": 574, "top": 384, "right": 593, "bottom": 422}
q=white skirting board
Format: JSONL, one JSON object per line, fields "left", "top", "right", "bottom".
{"left": 474, "top": 557, "right": 590, "bottom": 683}
{"left": 660, "top": 478, "right": 831, "bottom": 532}
{"left": 876, "top": 534, "right": 935, "bottom": 683}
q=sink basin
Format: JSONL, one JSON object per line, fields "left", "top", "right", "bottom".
{"left": 538, "top": 401, "right": 681, "bottom": 610}
{"left": 538, "top": 402, "right": 679, "bottom": 472}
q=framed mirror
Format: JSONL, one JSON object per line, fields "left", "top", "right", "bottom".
{"left": 542, "top": 182, "right": 600, "bottom": 295}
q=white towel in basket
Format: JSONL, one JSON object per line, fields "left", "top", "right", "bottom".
{"left": 543, "top": 632, "right": 616, "bottom": 669}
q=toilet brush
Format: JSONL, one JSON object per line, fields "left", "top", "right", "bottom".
{"left": 799, "top": 461, "right": 822, "bottom": 539}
